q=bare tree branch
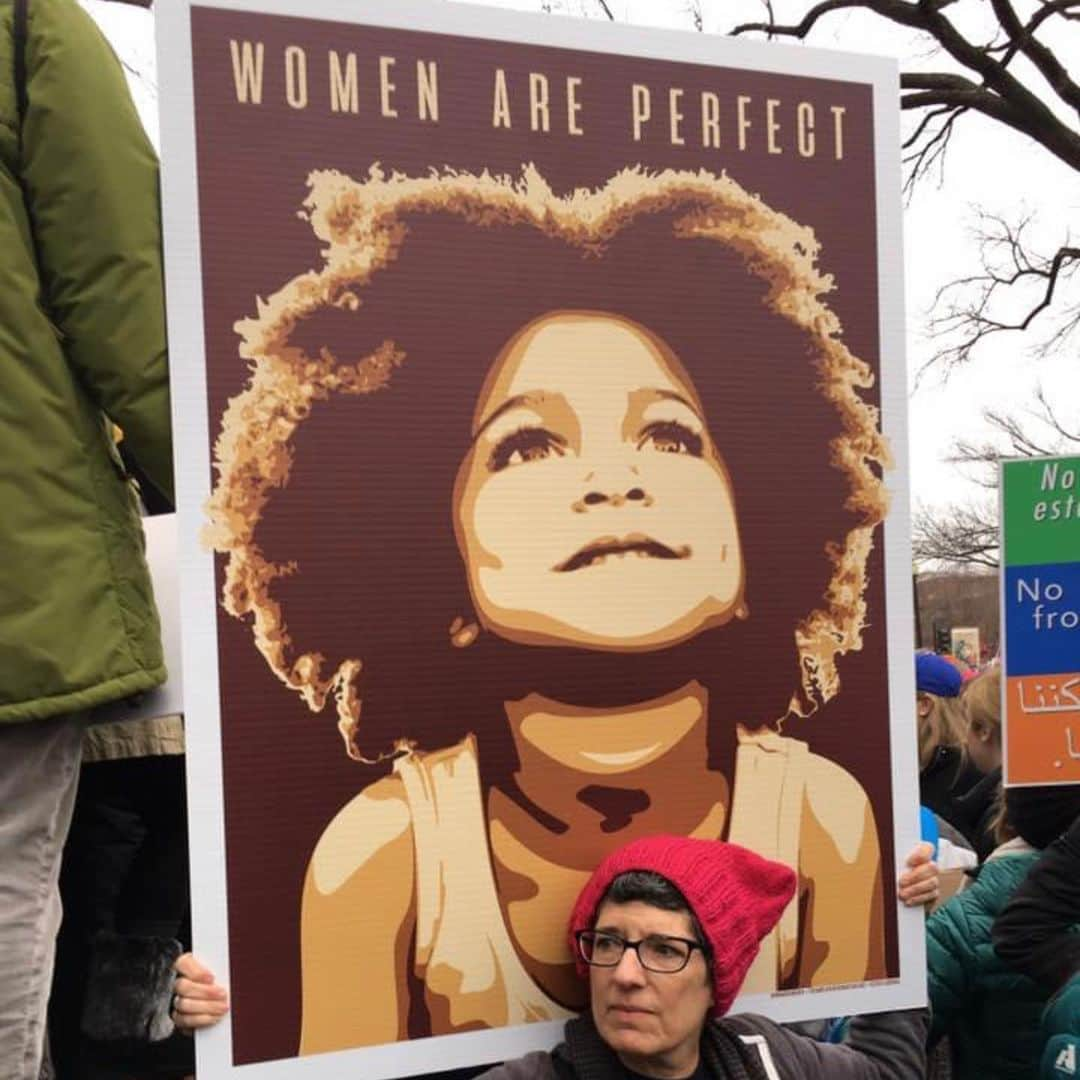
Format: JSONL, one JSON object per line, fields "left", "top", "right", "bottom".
{"left": 1031, "top": 384, "right": 1080, "bottom": 443}
{"left": 902, "top": 103, "right": 956, "bottom": 150}
{"left": 757, "top": 0, "right": 777, "bottom": 37}
{"left": 901, "top": 104, "right": 965, "bottom": 193}
{"left": 913, "top": 503, "right": 1000, "bottom": 568}
{"left": 913, "top": 1, "right": 1077, "bottom": 161}
{"left": 725, "top": 0, "right": 1080, "bottom": 370}
{"left": 926, "top": 389, "right": 1080, "bottom": 559}
{"left": 948, "top": 389, "right": 1080, "bottom": 473}
{"left": 988, "top": 0, "right": 1080, "bottom": 114}
{"left": 924, "top": 212, "right": 1080, "bottom": 371}
{"left": 731, "top": 0, "right": 865, "bottom": 39}
{"left": 684, "top": 0, "right": 705, "bottom": 33}
{"left": 731, "top": 0, "right": 1080, "bottom": 172}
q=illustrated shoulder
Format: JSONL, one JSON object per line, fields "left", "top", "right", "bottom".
{"left": 801, "top": 751, "right": 877, "bottom": 868}
{"left": 307, "top": 773, "right": 413, "bottom": 898}
{"left": 803, "top": 751, "right": 872, "bottom": 817}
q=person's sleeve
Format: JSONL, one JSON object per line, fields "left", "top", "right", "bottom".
{"left": 729, "top": 1010, "right": 929, "bottom": 1079}
{"left": 20, "top": 0, "right": 173, "bottom": 506}
{"left": 993, "top": 818, "right": 1080, "bottom": 992}
{"left": 1043, "top": 974, "right": 1080, "bottom": 1040}
{"left": 1041, "top": 978, "right": 1080, "bottom": 1080}
{"left": 926, "top": 901, "right": 974, "bottom": 1043}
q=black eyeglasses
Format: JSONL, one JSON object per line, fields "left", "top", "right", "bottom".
{"left": 575, "top": 930, "right": 704, "bottom": 973}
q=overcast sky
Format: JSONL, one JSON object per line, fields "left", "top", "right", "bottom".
{"left": 85, "top": 0, "right": 1078, "bottom": 517}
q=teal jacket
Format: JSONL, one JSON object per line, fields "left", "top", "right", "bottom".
{"left": 1042, "top": 975, "right": 1080, "bottom": 1079}
{"left": 927, "top": 845, "right": 1048, "bottom": 1079}
{"left": 0, "top": 0, "right": 171, "bottom": 724}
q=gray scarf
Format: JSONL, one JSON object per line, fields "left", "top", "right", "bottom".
{"left": 557, "top": 1013, "right": 769, "bottom": 1080}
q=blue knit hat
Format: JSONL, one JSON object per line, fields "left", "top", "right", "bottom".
{"left": 916, "top": 652, "right": 963, "bottom": 698}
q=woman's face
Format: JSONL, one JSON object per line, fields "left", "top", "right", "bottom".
{"left": 587, "top": 899, "right": 713, "bottom": 1076}
{"left": 454, "top": 311, "right": 744, "bottom": 651}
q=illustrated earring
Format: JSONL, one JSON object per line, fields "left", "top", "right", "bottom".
{"left": 449, "top": 615, "right": 480, "bottom": 648}
{"left": 735, "top": 601, "right": 749, "bottom": 621}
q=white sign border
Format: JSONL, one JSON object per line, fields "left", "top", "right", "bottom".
{"left": 156, "top": 2, "right": 923, "bottom": 1075}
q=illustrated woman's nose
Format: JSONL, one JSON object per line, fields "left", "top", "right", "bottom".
{"left": 583, "top": 487, "right": 646, "bottom": 506}
{"left": 575, "top": 486, "right": 652, "bottom": 511}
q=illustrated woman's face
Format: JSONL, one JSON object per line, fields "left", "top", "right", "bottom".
{"left": 454, "top": 311, "right": 745, "bottom": 650}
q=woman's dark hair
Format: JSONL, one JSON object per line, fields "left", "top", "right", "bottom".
{"left": 209, "top": 168, "right": 887, "bottom": 766}
{"left": 601, "top": 870, "right": 710, "bottom": 958}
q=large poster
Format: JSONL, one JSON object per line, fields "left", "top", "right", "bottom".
{"left": 157, "top": 1, "right": 922, "bottom": 1075}
{"left": 1000, "top": 454, "right": 1080, "bottom": 786}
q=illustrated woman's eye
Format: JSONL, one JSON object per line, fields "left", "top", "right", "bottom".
{"left": 488, "top": 426, "right": 567, "bottom": 472}
{"left": 638, "top": 420, "right": 704, "bottom": 457}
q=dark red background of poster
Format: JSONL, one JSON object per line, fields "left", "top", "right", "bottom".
{"left": 189, "top": 6, "right": 895, "bottom": 1064}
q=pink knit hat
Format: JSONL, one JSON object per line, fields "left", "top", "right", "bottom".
{"left": 568, "top": 835, "right": 796, "bottom": 1018}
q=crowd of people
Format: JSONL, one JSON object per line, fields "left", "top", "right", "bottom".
{"left": 1, "top": 1, "right": 1077, "bottom": 1079}
{"left": 914, "top": 652, "right": 1080, "bottom": 1078}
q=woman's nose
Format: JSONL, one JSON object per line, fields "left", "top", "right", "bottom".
{"left": 611, "top": 946, "right": 648, "bottom": 985}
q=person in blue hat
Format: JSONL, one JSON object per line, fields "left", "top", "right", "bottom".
{"left": 916, "top": 652, "right": 984, "bottom": 838}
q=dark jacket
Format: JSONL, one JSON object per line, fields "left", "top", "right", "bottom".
{"left": 928, "top": 844, "right": 1052, "bottom": 1079}
{"left": 992, "top": 818, "right": 1080, "bottom": 1080}
{"left": 919, "top": 747, "right": 984, "bottom": 842}
{"left": 478, "top": 1009, "right": 929, "bottom": 1079}
{"left": 1040, "top": 975, "right": 1080, "bottom": 1080}
{"left": 950, "top": 766, "right": 1001, "bottom": 861}
{"left": 992, "top": 816, "right": 1080, "bottom": 993}
{"left": 0, "top": 0, "right": 172, "bottom": 724}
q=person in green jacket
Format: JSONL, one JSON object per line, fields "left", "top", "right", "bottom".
{"left": 1041, "top": 978, "right": 1080, "bottom": 1080}
{"left": 992, "top": 815, "right": 1080, "bottom": 1080}
{"left": 927, "top": 784, "right": 1080, "bottom": 1080}
{"left": 0, "top": 0, "right": 172, "bottom": 1074}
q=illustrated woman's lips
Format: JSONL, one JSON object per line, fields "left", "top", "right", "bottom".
{"left": 555, "top": 533, "right": 691, "bottom": 573}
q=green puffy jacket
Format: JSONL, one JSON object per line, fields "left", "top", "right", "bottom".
{"left": 927, "top": 846, "right": 1048, "bottom": 1079}
{"left": 0, "top": 0, "right": 172, "bottom": 724}
{"left": 1041, "top": 975, "right": 1080, "bottom": 1079}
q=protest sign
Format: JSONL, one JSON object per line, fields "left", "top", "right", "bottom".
{"left": 1001, "top": 454, "right": 1080, "bottom": 786}
{"left": 950, "top": 627, "right": 980, "bottom": 669}
{"left": 157, "top": 1, "right": 922, "bottom": 1073}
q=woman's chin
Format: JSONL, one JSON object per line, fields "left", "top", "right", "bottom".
{"left": 598, "top": 1020, "right": 666, "bottom": 1062}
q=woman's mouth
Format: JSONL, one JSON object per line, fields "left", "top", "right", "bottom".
{"left": 555, "top": 534, "right": 691, "bottom": 573}
{"left": 608, "top": 1003, "right": 654, "bottom": 1017}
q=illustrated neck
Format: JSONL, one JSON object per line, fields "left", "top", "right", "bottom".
{"left": 493, "top": 680, "right": 729, "bottom": 866}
